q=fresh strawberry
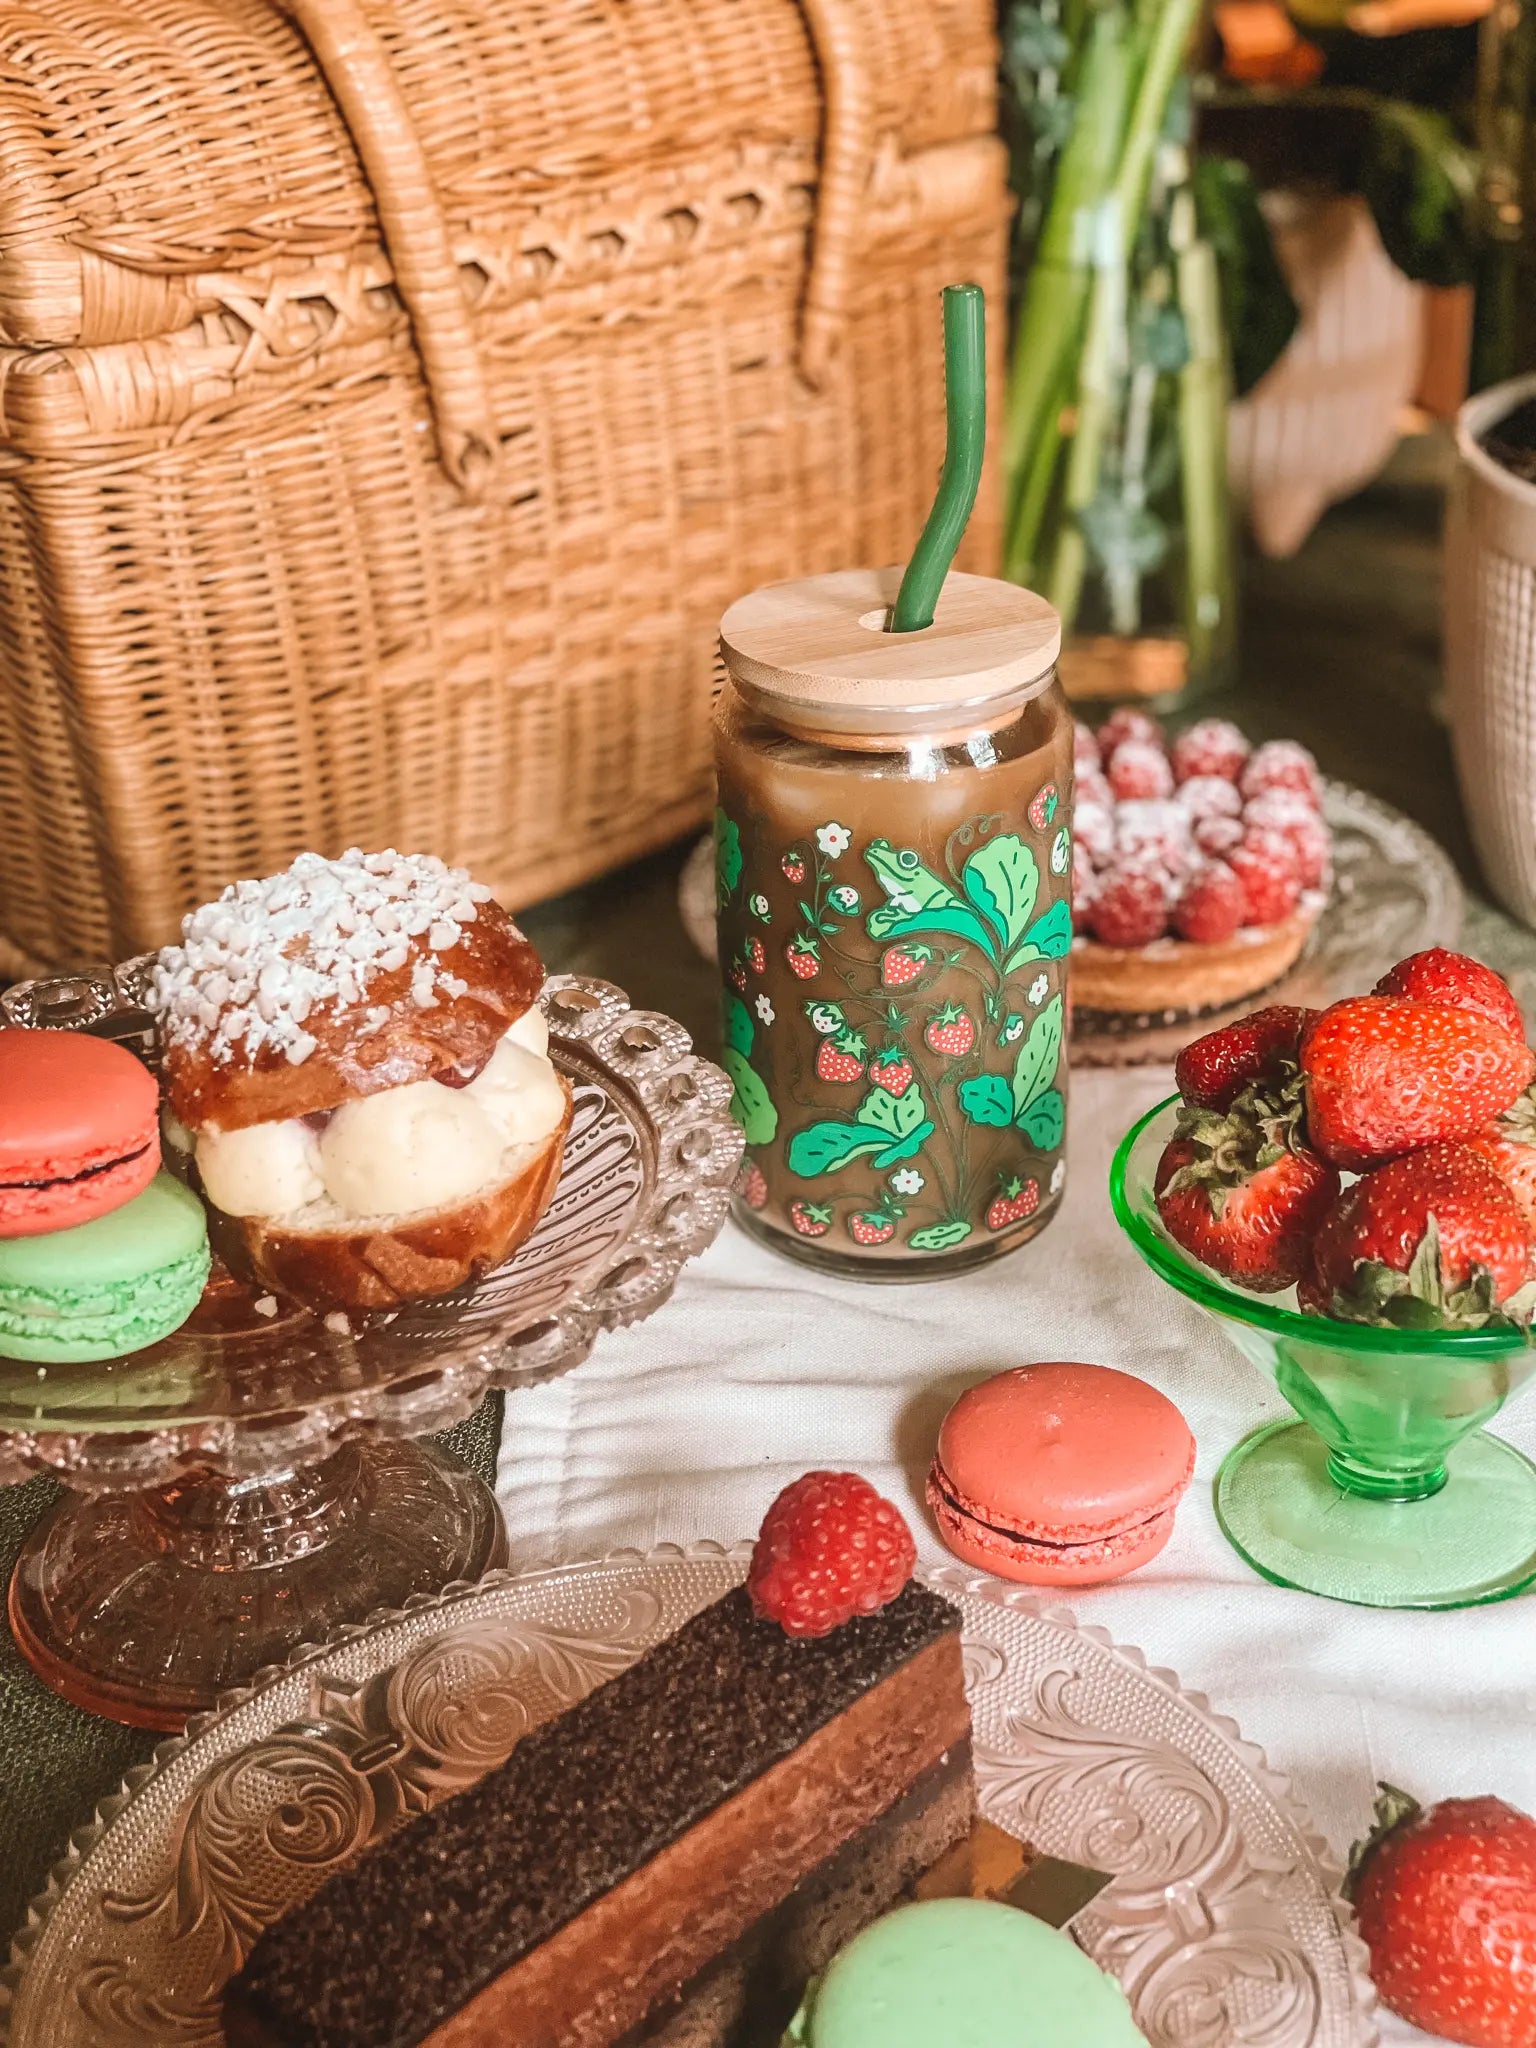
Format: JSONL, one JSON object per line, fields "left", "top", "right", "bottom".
{"left": 789, "top": 1199, "right": 833, "bottom": 1238}
{"left": 1087, "top": 864, "right": 1168, "bottom": 947}
{"left": 1242, "top": 790, "right": 1332, "bottom": 889}
{"left": 1228, "top": 827, "right": 1302, "bottom": 926}
{"left": 986, "top": 1175, "right": 1040, "bottom": 1231}
{"left": 815, "top": 1029, "right": 867, "bottom": 1084}
{"left": 1154, "top": 1090, "right": 1340, "bottom": 1292}
{"left": 1107, "top": 739, "right": 1174, "bottom": 802}
{"left": 1173, "top": 861, "right": 1246, "bottom": 944}
{"left": 1175, "top": 1004, "right": 1316, "bottom": 1111}
{"left": 1097, "top": 707, "right": 1163, "bottom": 756}
{"left": 1350, "top": 1785, "right": 1536, "bottom": 2047}
{"left": 747, "top": 937, "right": 766, "bottom": 974}
{"left": 1170, "top": 717, "right": 1250, "bottom": 785}
{"left": 738, "top": 1162, "right": 769, "bottom": 1210}
{"left": 1073, "top": 720, "right": 1101, "bottom": 776}
{"left": 868, "top": 1047, "right": 914, "bottom": 1097}
{"left": 880, "top": 943, "right": 932, "bottom": 988}
{"left": 1301, "top": 996, "right": 1536, "bottom": 1170}
{"left": 1239, "top": 738, "right": 1322, "bottom": 807}
{"left": 1027, "top": 783, "right": 1059, "bottom": 830}
{"left": 785, "top": 936, "right": 820, "bottom": 981}
{"left": 746, "top": 1470, "right": 917, "bottom": 1637}
{"left": 923, "top": 1002, "right": 975, "bottom": 1058}
{"left": 1373, "top": 947, "right": 1526, "bottom": 1044}
{"left": 781, "top": 850, "right": 806, "bottom": 885}
{"left": 1467, "top": 1085, "right": 1536, "bottom": 1233}
{"left": 1309, "top": 1141, "right": 1535, "bottom": 1327}
{"left": 848, "top": 1208, "right": 898, "bottom": 1246}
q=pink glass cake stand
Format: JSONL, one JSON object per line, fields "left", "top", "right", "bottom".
{"left": 0, "top": 963, "right": 741, "bottom": 1732}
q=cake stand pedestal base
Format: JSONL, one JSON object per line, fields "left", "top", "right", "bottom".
{"left": 1215, "top": 1419, "right": 1536, "bottom": 1610}
{"left": 8, "top": 1438, "right": 508, "bottom": 1731}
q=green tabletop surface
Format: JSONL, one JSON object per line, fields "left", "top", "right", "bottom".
{"left": 6, "top": 432, "right": 1536, "bottom": 1956}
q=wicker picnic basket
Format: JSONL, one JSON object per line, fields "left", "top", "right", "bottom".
{"left": 0, "top": 0, "right": 1008, "bottom": 976}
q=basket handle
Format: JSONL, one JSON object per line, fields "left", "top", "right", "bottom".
{"left": 275, "top": 0, "right": 499, "bottom": 495}
{"left": 796, "top": 0, "right": 873, "bottom": 390}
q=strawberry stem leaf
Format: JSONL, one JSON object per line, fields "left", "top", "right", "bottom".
{"left": 1343, "top": 1782, "right": 1422, "bottom": 1901}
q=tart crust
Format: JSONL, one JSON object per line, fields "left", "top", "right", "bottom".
{"left": 1071, "top": 904, "right": 1319, "bottom": 1017}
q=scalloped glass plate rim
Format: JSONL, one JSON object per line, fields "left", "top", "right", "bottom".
{"left": 0, "top": 1544, "right": 1379, "bottom": 2048}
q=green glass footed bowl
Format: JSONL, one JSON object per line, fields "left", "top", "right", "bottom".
{"left": 1110, "top": 1095, "right": 1536, "bottom": 1610}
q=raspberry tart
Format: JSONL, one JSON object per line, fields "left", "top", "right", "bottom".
{"left": 1073, "top": 716, "right": 1331, "bottom": 1020}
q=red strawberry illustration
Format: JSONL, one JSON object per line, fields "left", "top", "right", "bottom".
{"left": 747, "top": 937, "right": 766, "bottom": 975}
{"left": 880, "top": 943, "right": 933, "bottom": 989}
{"left": 738, "top": 1162, "right": 769, "bottom": 1210}
{"left": 785, "top": 936, "right": 820, "bottom": 981}
{"left": 728, "top": 959, "right": 748, "bottom": 993}
{"left": 790, "top": 1199, "right": 833, "bottom": 1238}
{"left": 868, "top": 1047, "right": 914, "bottom": 1097}
{"left": 924, "top": 1002, "right": 976, "bottom": 1058}
{"left": 849, "top": 1208, "right": 898, "bottom": 1246}
{"left": 985, "top": 1175, "right": 1040, "bottom": 1231}
{"left": 816, "top": 1029, "right": 867, "bottom": 1085}
{"left": 781, "top": 850, "right": 807, "bottom": 885}
{"left": 1028, "top": 784, "right": 1059, "bottom": 830}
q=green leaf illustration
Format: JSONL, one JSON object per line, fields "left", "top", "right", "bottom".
{"left": 863, "top": 840, "right": 994, "bottom": 955}
{"left": 909, "top": 1220, "right": 972, "bottom": 1251}
{"left": 855, "top": 1083, "right": 926, "bottom": 1142}
{"left": 872, "top": 1120, "right": 935, "bottom": 1169}
{"left": 1019, "top": 1087, "right": 1065, "bottom": 1150}
{"left": 1004, "top": 899, "right": 1072, "bottom": 969}
{"left": 961, "top": 835, "right": 1039, "bottom": 956}
{"left": 1011, "top": 995, "right": 1064, "bottom": 1119}
{"left": 714, "top": 809, "right": 743, "bottom": 908}
{"left": 722, "top": 993, "right": 754, "bottom": 1058}
{"left": 785, "top": 1122, "right": 889, "bottom": 1176}
{"left": 957, "top": 1074, "right": 1015, "bottom": 1128}
{"left": 721, "top": 1048, "right": 777, "bottom": 1146}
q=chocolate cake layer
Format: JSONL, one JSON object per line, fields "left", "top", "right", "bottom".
{"left": 625, "top": 1746, "right": 976, "bottom": 2048}
{"left": 227, "top": 1582, "right": 964, "bottom": 2048}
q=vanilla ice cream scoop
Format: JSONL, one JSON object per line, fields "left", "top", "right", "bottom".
{"left": 197, "top": 1119, "right": 326, "bottom": 1219}
{"left": 317, "top": 1083, "right": 508, "bottom": 1217}
{"left": 465, "top": 1036, "right": 568, "bottom": 1146}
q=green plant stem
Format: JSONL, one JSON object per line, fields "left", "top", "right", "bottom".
{"left": 1172, "top": 187, "right": 1235, "bottom": 683}
{"left": 1003, "top": 7, "right": 1134, "bottom": 572}
{"left": 1043, "top": 201, "right": 1127, "bottom": 625}
{"left": 891, "top": 283, "right": 986, "bottom": 632}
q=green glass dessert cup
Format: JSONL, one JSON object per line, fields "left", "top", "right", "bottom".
{"left": 1110, "top": 1096, "right": 1536, "bottom": 1610}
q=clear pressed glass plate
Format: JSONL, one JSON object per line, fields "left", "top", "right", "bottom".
{"left": 0, "top": 971, "right": 744, "bottom": 1489}
{"left": 0, "top": 1550, "right": 1377, "bottom": 2048}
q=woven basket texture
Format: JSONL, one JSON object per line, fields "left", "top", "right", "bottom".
{"left": 1446, "top": 374, "right": 1536, "bottom": 929}
{"left": 0, "top": 0, "right": 1009, "bottom": 975}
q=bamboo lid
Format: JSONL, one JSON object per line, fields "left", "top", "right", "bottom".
{"left": 719, "top": 567, "right": 1061, "bottom": 717}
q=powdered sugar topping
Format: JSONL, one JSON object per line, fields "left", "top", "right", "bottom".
{"left": 153, "top": 849, "right": 496, "bottom": 1066}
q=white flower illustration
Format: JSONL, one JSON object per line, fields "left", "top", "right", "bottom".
{"left": 1050, "top": 1159, "right": 1065, "bottom": 1196}
{"left": 1028, "top": 972, "right": 1049, "bottom": 1006}
{"left": 816, "top": 821, "right": 853, "bottom": 858}
{"left": 890, "top": 1168, "right": 925, "bottom": 1196}
{"left": 755, "top": 994, "right": 775, "bottom": 1026}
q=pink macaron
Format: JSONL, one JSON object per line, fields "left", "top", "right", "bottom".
{"left": 927, "top": 1362, "right": 1195, "bottom": 1586}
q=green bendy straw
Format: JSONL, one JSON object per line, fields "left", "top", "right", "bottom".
{"left": 888, "top": 283, "right": 987, "bottom": 634}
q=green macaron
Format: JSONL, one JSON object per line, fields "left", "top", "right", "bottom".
{"left": 0, "top": 1172, "right": 210, "bottom": 1364}
{"left": 784, "top": 1898, "right": 1147, "bottom": 2048}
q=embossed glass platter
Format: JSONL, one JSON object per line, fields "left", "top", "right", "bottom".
{"left": 1, "top": 1549, "right": 1378, "bottom": 2047}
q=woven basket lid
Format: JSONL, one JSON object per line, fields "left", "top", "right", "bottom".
{"left": 718, "top": 567, "right": 1061, "bottom": 717}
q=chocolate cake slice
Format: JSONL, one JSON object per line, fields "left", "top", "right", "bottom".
{"left": 225, "top": 1580, "right": 971, "bottom": 2048}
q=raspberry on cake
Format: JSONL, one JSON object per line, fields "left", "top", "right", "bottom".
{"left": 224, "top": 1481, "right": 981, "bottom": 2048}
{"left": 1170, "top": 717, "right": 1250, "bottom": 786}
{"left": 1240, "top": 738, "right": 1322, "bottom": 806}
{"left": 153, "top": 849, "right": 572, "bottom": 1310}
{"left": 1106, "top": 740, "right": 1173, "bottom": 803}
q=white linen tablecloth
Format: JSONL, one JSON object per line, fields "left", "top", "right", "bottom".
{"left": 497, "top": 1065, "right": 1536, "bottom": 2043}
